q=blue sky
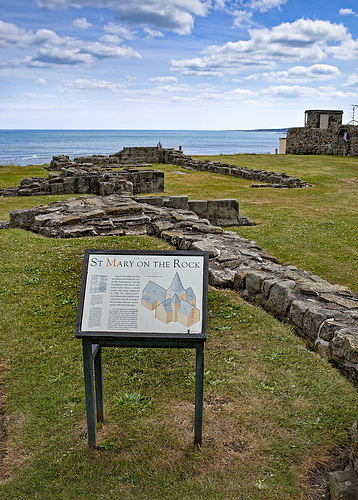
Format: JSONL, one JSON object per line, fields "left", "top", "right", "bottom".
{"left": 1, "top": 0, "right": 358, "bottom": 129}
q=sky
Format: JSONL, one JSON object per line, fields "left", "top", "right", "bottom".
{"left": 1, "top": 0, "right": 358, "bottom": 130}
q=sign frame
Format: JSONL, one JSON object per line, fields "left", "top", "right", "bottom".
{"left": 75, "top": 249, "right": 208, "bottom": 341}
{"left": 76, "top": 249, "right": 208, "bottom": 449}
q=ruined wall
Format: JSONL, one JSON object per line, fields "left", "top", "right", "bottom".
{"left": 48, "top": 148, "right": 311, "bottom": 188}
{"left": 7, "top": 194, "right": 358, "bottom": 385}
{"left": 0, "top": 164, "right": 164, "bottom": 197}
{"left": 286, "top": 128, "right": 337, "bottom": 155}
{"left": 286, "top": 123, "right": 358, "bottom": 156}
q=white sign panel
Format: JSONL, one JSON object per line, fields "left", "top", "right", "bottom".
{"left": 76, "top": 250, "right": 208, "bottom": 339}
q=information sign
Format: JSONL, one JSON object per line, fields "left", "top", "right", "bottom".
{"left": 76, "top": 249, "right": 208, "bottom": 449}
{"left": 76, "top": 249, "right": 208, "bottom": 340}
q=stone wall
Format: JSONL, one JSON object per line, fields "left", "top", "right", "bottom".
{"left": 5, "top": 194, "right": 358, "bottom": 493}
{"left": 286, "top": 128, "right": 337, "bottom": 155}
{"left": 286, "top": 124, "right": 358, "bottom": 156}
{"left": 9, "top": 195, "right": 248, "bottom": 236}
{"left": 0, "top": 164, "right": 164, "bottom": 197}
{"left": 48, "top": 148, "right": 311, "bottom": 189}
{"left": 136, "top": 195, "right": 253, "bottom": 227}
{"left": 8, "top": 193, "right": 358, "bottom": 384}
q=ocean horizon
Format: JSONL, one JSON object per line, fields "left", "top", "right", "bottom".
{"left": 0, "top": 129, "right": 288, "bottom": 166}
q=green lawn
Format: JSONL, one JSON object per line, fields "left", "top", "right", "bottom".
{"left": 0, "top": 155, "right": 357, "bottom": 499}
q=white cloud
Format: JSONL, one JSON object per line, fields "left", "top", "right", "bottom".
{"left": 171, "top": 18, "right": 350, "bottom": 76}
{"left": 247, "top": 64, "right": 340, "bottom": 82}
{"left": 345, "top": 73, "right": 358, "bottom": 87}
{"left": 149, "top": 76, "right": 178, "bottom": 83}
{"left": 144, "top": 27, "right": 164, "bottom": 38}
{"left": 104, "top": 23, "right": 137, "bottom": 40}
{"left": 0, "top": 20, "right": 33, "bottom": 47}
{"left": 327, "top": 35, "right": 358, "bottom": 60}
{"left": 60, "top": 78, "right": 125, "bottom": 92}
{"left": 35, "top": 78, "right": 47, "bottom": 86}
{"left": 232, "top": 0, "right": 287, "bottom": 27}
{"left": 260, "top": 83, "right": 357, "bottom": 99}
{"left": 72, "top": 17, "right": 92, "bottom": 30}
{"left": 33, "top": 48, "right": 94, "bottom": 66}
{"left": 232, "top": 10, "right": 253, "bottom": 28}
{"left": 99, "top": 34, "right": 122, "bottom": 44}
{"left": 35, "top": 0, "right": 210, "bottom": 35}
{"left": 246, "top": 0, "right": 288, "bottom": 13}
{"left": 227, "top": 87, "right": 253, "bottom": 98}
{"left": 339, "top": 8, "right": 356, "bottom": 16}
{"left": 0, "top": 21, "right": 141, "bottom": 68}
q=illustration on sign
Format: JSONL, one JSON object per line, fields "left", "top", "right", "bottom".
{"left": 141, "top": 272, "right": 200, "bottom": 327}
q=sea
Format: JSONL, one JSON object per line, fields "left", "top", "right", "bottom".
{"left": 0, "top": 129, "right": 288, "bottom": 166}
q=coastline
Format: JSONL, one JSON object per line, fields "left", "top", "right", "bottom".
{"left": 0, "top": 129, "right": 287, "bottom": 166}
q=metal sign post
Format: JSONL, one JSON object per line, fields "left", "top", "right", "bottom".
{"left": 75, "top": 250, "right": 208, "bottom": 449}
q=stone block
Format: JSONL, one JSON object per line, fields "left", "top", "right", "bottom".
{"left": 18, "top": 188, "right": 34, "bottom": 196}
{"left": 50, "top": 183, "right": 64, "bottom": 195}
{"left": 331, "top": 329, "right": 358, "bottom": 365}
{"left": 303, "top": 307, "right": 340, "bottom": 342}
{"left": 10, "top": 208, "right": 38, "bottom": 228}
{"left": 165, "top": 196, "right": 189, "bottom": 210}
{"left": 206, "top": 199, "right": 239, "bottom": 226}
{"left": 59, "top": 215, "right": 82, "bottom": 226}
{"left": 191, "top": 240, "right": 220, "bottom": 258}
{"left": 138, "top": 196, "right": 164, "bottom": 207}
{"left": 245, "top": 271, "right": 267, "bottom": 295}
{"left": 63, "top": 177, "right": 77, "bottom": 194}
{"left": 99, "top": 182, "right": 115, "bottom": 197}
{"left": 77, "top": 177, "right": 90, "bottom": 193}
{"left": 265, "top": 280, "right": 296, "bottom": 317}
{"left": 188, "top": 200, "right": 208, "bottom": 219}
{"left": 329, "top": 470, "right": 358, "bottom": 500}
{"left": 59, "top": 225, "right": 97, "bottom": 238}
{"left": 289, "top": 300, "right": 309, "bottom": 327}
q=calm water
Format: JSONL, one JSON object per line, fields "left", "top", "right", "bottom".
{"left": 0, "top": 129, "right": 287, "bottom": 166}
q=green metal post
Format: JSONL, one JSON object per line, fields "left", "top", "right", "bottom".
{"left": 82, "top": 339, "right": 97, "bottom": 449}
{"left": 94, "top": 345, "right": 104, "bottom": 423}
{"left": 194, "top": 342, "right": 204, "bottom": 448}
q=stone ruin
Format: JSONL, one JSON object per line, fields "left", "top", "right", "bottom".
{"left": 8, "top": 193, "right": 358, "bottom": 386}
{"left": 1, "top": 146, "right": 358, "bottom": 496}
{"left": 49, "top": 147, "right": 311, "bottom": 189}
{"left": 8, "top": 195, "right": 247, "bottom": 238}
{"left": 286, "top": 109, "right": 358, "bottom": 156}
{"left": 0, "top": 162, "right": 164, "bottom": 198}
{"left": 0, "top": 147, "right": 312, "bottom": 197}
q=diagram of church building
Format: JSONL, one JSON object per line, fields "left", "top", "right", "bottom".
{"left": 141, "top": 272, "right": 200, "bottom": 327}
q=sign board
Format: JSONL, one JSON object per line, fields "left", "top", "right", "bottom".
{"left": 75, "top": 249, "right": 208, "bottom": 340}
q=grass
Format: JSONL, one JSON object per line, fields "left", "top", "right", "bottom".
{"left": 0, "top": 156, "right": 357, "bottom": 498}
{"left": 149, "top": 155, "right": 358, "bottom": 290}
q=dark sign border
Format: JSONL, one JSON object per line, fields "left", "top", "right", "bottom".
{"left": 75, "top": 249, "right": 208, "bottom": 341}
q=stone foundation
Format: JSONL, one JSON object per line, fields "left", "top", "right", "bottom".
{"left": 8, "top": 194, "right": 358, "bottom": 385}
{"left": 0, "top": 164, "right": 164, "bottom": 197}
{"left": 4, "top": 194, "right": 358, "bottom": 490}
{"left": 47, "top": 148, "right": 311, "bottom": 189}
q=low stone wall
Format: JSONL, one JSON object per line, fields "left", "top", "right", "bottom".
{"left": 48, "top": 148, "right": 311, "bottom": 189}
{"left": 9, "top": 195, "right": 249, "bottom": 237}
{"left": 5, "top": 194, "right": 358, "bottom": 492}
{"left": 163, "top": 150, "right": 311, "bottom": 188}
{"left": 8, "top": 194, "right": 357, "bottom": 384}
{"left": 0, "top": 164, "right": 164, "bottom": 197}
{"left": 136, "top": 195, "right": 253, "bottom": 227}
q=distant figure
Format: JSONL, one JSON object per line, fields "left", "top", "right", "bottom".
{"left": 157, "top": 142, "right": 162, "bottom": 149}
{"left": 179, "top": 145, "right": 182, "bottom": 151}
